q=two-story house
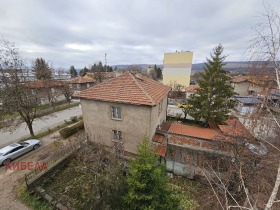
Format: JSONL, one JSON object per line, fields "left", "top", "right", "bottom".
{"left": 25, "top": 79, "right": 66, "bottom": 105}
{"left": 78, "top": 72, "right": 171, "bottom": 154}
{"left": 231, "top": 75, "right": 275, "bottom": 97}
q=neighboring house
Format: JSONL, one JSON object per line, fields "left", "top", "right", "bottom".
{"left": 153, "top": 118, "right": 264, "bottom": 178}
{"left": 69, "top": 72, "right": 118, "bottom": 94}
{"left": 231, "top": 75, "right": 275, "bottom": 97}
{"left": 85, "top": 72, "right": 118, "bottom": 83}
{"left": 68, "top": 76, "right": 95, "bottom": 94}
{"left": 78, "top": 72, "right": 171, "bottom": 155}
{"left": 25, "top": 80, "right": 66, "bottom": 105}
{"left": 185, "top": 84, "right": 199, "bottom": 98}
{"left": 235, "top": 96, "right": 262, "bottom": 115}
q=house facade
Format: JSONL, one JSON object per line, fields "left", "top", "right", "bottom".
{"left": 231, "top": 75, "right": 275, "bottom": 97}
{"left": 68, "top": 76, "right": 95, "bottom": 94}
{"left": 78, "top": 72, "right": 171, "bottom": 154}
{"left": 25, "top": 79, "right": 66, "bottom": 105}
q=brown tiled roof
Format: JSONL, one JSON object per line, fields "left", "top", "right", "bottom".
{"left": 168, "top": 123, "right": 218, "bottom": 140}
{"left": 25, "top": 80, "right": 65, "bottom": 88}
{"left": 86, "top": 72, "right": 117, "bottom": 79}
{"left": 231, "top": 75, "right": 275, "bottom": 86}
{"left": 218, "top": 118, "right": 255, "bottom": 142}
{"left": 167, "top": 119, "right": 254, "bottom": 144}
{"left": 152, "top": 133, "right": 167, "bottom": 157}
{"left": 154, "top": 144, "right": 167, "bottom": 157}
{"left": 152, "top": 133, "right": 167, "bottom": 145}
{"left": 78, "top": 72, "right": 171, "bottom": 106}
{"left": 231, "top": 76, "right": 250, "bottom": 83}
{"left": 69, "top": 77, "right": 94, "bottom": 84}
{"left": 159, "top": 122, "right": 172, "bottom": 132}
{"left": 185, "top": 84, "right": 199, "bottom": 93}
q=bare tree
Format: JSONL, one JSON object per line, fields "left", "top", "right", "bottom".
{"left": 246, "top": 3, "right": 280, "bottom": 209}
{"left": 248, "top": 2, "right": 280, "bottom": 90}
{"left": 0, "top": 39, "right": 39, "bottom": 136}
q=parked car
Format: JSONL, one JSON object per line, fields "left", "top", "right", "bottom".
{"left": 0, "top": 139, "right": 41, "bottom": 165}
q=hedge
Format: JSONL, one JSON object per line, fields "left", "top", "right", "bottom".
{"left": 59, "top": 120, "right": 84, "bottom": 138}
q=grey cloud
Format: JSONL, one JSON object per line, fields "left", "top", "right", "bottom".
{"left": 0, "top": 0, "right": 279, "bottom": 68}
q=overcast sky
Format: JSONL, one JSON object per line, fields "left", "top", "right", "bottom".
{"left": 0, "top": 0, "right": 279, "bottom": 69}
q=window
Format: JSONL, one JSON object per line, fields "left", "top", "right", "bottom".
{"left": 87, "top": 83, "right": 90, "bottom": 88}
{"left": 31, "top": 89, "right": 36, "bottom": 95}
{"left": 111, "top": 106, "right": 121, "bottom": 119}
{"left": 113, "top": 130, "right": 122, "bottom": 141}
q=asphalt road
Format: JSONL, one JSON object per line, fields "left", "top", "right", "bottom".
{"left": 0, "top": 106, "right": 82, "bottom": 147}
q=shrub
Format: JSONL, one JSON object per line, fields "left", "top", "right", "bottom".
{"left": 70, "top": 116, "right": 78, "bottom": 123}
{"left": 59, "top": 120, "right": 84, "bottom": 138}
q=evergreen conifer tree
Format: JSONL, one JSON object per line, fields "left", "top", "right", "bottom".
{"left": 188, "top": 44, "right": 235, "bottom": 126}
{"left": 124, "top": 137, "right": 180, "bottom": 210}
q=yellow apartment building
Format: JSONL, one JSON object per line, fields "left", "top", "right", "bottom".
{"left": 163, "top": 51, "right": 193, "bottom": 88}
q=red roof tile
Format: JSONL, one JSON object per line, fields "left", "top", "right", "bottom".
{"left": 69, "top": 77, "right": 94, "bottom": 84}
{"left": 152, "top": 133, "right": 167, "bottom": 145}
{"left": 231, "top": 76, "right": 250, "bottom": 83}
{"left": 219, "top": 118, "right": 255, "bottom": 141}
{"left": 168, "top": 119, "right": 254, "bottom": 144}
{"left": 86, "top": 72, "right": 117, "bottom": 79}
{"left": 185, "top": 84, "right": 199, "bottom": 93}
{"left": 154, "top": 144, "right": 167, "bottom": 157}
{"left": 168, "top": 123, "right": 218, "bottom": 140}
{"left": 159, "top": 122, "right": 172, "bottom": 132}
{"left": 78, "top": 72, "right": 171, "bottom": 106}
{"left": 25, "top": 80, "right": 65, "bottom": 88}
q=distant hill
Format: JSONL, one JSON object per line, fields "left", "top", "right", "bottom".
{"left": 87, "top": 61, "right": 270, "bottom": 75}
{"left": 191, "top": 61, "right": 253, "bottom": 74}
{"left": 113, "top": 61, "right": 252, "bottom": 74}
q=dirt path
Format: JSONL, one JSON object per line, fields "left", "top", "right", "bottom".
{"left": 0, "top": 131, "right": 64, "bottom": 210}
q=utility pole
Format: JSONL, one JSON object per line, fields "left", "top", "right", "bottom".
{"left": 105, "top": 53, "right": 107, "bottom": 72}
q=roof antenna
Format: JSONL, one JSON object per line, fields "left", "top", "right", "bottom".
{"left": 105, "top": 53, "right": 107, "bottom": 72}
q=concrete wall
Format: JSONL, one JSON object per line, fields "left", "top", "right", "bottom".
{"left": 165, "top": 144, "right": 229, "bottom": 178}
{"left": 232, "top": 82, "right": 250, "bottom": 96}
{"left": 81, "top": 98, "right": 167, "bottom": 154}
{"left": 149, "top": 95, "right": 168, "bottom": 140}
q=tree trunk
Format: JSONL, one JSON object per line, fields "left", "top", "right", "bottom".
{"left": 265, "top": 162, "right": 280, "bottom": 210}
{"left": 26, "top": 121, "right": 35, "bottom": 137}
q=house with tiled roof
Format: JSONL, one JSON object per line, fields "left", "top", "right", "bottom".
{"left": 78, "top": 72, "right": 171, "bottom": 154}
{"left": 153, "top": 118, "right": 265, "bottom": 178}
{"left": 68, "top": 75, "right": 95, "bottom": 94}
{"left": 231, "top": 75, "right": 275, "bottom": 96}
{"left": 25, "top": 79, "right": 67, "bottom": 105}
{"left": 185, "top": 84, "right": 199, "bottom": 98}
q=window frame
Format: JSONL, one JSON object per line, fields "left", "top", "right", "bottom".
{"left": 111, "top": 106, "right": 121, "bottom": 120}
{"left": 112, "top": 130, "right": 122, "bottom": 141}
